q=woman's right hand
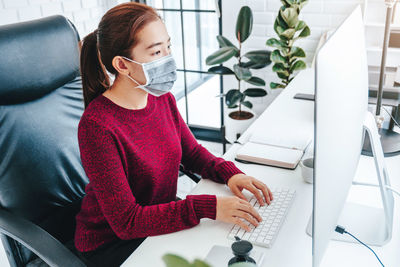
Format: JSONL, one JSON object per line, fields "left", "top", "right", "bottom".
{"left": 216, "top": 196, "right": 262, "bottom": 232}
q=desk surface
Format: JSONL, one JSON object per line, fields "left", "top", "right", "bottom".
{"left": 122, "top": 69, "right": 400, "bottom": 267}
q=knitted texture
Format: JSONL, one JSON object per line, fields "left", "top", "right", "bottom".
{"left": 74, "top": 92, "right": 244, "bottom": 252}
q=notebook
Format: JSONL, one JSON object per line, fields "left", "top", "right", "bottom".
{"left": 235, "top": 129, "right": 312, "bottom": 170}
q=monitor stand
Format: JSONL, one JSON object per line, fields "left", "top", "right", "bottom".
{"left": 306, "top": 111, "right": 394, "bottom": 246}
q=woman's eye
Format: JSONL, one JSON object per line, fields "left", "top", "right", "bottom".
{"left": 168, "top": 44, "right": 171, "bottom": 49}
{"left": 152, "top": 51, "right": 161, "bottom": 56}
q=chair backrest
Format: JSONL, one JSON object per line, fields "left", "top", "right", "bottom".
{"left": 0, "top": 15, "right": 88, "bottom": 265}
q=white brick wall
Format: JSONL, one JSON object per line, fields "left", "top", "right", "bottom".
{"left": 0, "top": 0, "right": 131, "bottom": 39}
{"left": 221, "top": 0, "right": 365, "bottom": 116}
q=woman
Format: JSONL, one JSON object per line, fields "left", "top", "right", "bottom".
{"left": 74, "top": 2, "right": 273, "bottom": 266}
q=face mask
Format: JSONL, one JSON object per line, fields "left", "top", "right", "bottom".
{"left": 122, "top": 54, "right": 177, "bottom": 97}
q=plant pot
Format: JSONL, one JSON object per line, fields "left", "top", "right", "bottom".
{"left": 245, "top": 95, "right": 269, "bottom": 116}
{"left": 225, "top": 110, "right": 256, "bottom": 143}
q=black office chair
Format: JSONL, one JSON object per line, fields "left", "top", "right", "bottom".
{"left": 0, "top": 15, "right": 201, "bottom": 267}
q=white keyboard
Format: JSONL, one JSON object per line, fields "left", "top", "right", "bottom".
{"left": 227, "top": 188, "right": 296, "bottom": 248}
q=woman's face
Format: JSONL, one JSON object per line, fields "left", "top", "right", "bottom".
{"left": 116, "top": 19, "right": 171, "bottom": 85}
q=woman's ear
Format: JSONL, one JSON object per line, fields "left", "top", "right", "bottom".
{"left": 112, "top": 56, "right": 130, "bottom": 76}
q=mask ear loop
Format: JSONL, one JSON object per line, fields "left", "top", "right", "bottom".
{"left": 121, "top": 56, "right": 147, "bottom": 87}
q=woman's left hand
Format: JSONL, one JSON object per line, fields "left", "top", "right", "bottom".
{"left": 227, "top": 173, "right": 273, "bottom": 206}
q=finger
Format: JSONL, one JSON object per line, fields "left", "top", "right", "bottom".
{"left": 233, "top": 217, "right": 251, "bottom": 232}
{"left": 231, "top": 186, "right": 248, "bottom": 201}
{"left": 246, "top": 184, "right": 265, "bottom": 206}
{"left": 267, "top": 186, "right": 273, "bottom": 201}
{"left": 254, "top": 181, "right": 271, "bottom": 205}
{"left": 234, "top": 210, "right": 259, "bottom": 227}
{"left": 238, "top": 203, "right": 262, "bottom": 222}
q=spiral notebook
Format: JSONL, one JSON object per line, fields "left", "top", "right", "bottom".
{"left": 235, "top": 130, "right": 312, "bottom": 170}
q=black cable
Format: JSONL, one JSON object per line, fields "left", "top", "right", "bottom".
{"left": 335, "top": 225, "right": 385, "bottom": 267}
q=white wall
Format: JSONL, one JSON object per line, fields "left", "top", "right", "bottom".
{"left": 221, "top": 0, "right": 365, "bottom": 115}
{"left": 0, "top": 0, "right": 130, "bottom": 39}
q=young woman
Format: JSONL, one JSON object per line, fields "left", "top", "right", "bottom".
{"left": 74, "top": 2, "right": 273, "bottom": 266}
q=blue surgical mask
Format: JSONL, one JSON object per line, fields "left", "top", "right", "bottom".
{"left": 122, "top": 54, "right": 177, "bottom": 97}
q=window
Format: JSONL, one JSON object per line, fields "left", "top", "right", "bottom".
{"left": 143, "top": 0, "right": 226, "bottom": 151}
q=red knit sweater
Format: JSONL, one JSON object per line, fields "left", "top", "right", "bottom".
{"left": 74, "top": 92, "right": 244, "bottom": 252}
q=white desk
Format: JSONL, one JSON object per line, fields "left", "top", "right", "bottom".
{"left": 122, "top": 68, "right": 400, "bottom": 267}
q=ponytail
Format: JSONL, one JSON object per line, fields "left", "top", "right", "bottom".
{"left": 79, "top": 2, "right": 161, "bottom": 108}
{"left": 80, "top": 29, "right": 110, "bottom": 109}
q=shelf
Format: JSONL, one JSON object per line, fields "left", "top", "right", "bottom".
{"left": 364, "top": 22, "right": 400, "bottom": 29}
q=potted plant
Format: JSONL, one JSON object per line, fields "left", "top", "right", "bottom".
{"left": 206, "top": 6, "right": 271, "bottom": 142}
{"left": 267, "top": 0, "right": 310, "bottom": 89}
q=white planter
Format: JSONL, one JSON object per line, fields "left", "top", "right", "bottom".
{"left": 225, "top": 110, "right": 256, "bottom": 143}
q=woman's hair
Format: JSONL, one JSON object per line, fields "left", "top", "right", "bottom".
{"left": 80, "top": 2, "right": 160, "bottom": 108}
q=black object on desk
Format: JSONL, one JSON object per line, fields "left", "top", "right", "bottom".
{"left": 228, "top": 237, "right": 256, "bottom": 266}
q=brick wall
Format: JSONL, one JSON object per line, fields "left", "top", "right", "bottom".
{"left": 221, "top": 0, "right": 365, "bottom": 113}
{"left": 0, "top": 0, "right": 130, "bottom": 39}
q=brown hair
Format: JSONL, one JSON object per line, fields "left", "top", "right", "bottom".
{"left": 80, "top": 2, "right": 160, "bottom": 108}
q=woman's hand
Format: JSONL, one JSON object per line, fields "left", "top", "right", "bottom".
{"left": 216, "top": 196, "right": 262, "bottom": 232}
{"left": 227, "top": 173, "right": 273, "bottom": 206}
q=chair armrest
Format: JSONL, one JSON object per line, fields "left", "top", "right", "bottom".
{"left": 179, "top": 164, "right": 201, "bottom": 184}
{"left": 0, "top": 209, "right": 86, "bottom": 267}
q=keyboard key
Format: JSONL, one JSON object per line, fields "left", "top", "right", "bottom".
{"left": 227, "top": 187, "right": 296, "bottom": 248}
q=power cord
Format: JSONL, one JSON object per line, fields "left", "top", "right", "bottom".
{"left": 335, "top": 225, "right": 385, "bottom": 267}
{"left": 352, "top": 181, "right": 400, "bottom": 198}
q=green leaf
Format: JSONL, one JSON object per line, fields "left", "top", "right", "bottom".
{"left": 233, "top": 64, "right": 252, "bottom": 80}
{"left": 280, "top": 7, "right": 298, "bottom": 28}
{"left": 266, "top": 38, "right": 287, "bottom": 49}
{"left": 162, "top": 254, "right": 191, "bottom": 267}
{"left": 192, "top": 259, "right": 212, "bottom": 267}
{"left": 245, "top": 76, "right": 266, "bottom": 86}
{"left": 225, "top": 89, "right": 242, "bottom": 106}
{"left": 216, "top": 35, "right": 239, "bottom": 56}
{"left": 295, "top": 20, "right": 306, "bottom": 31}
{"left": 298, "top": 25, "right": 311, "bottom": 38}
{"left": 272, "top": 63, "right": 288, "bottom": 73}
{"left": 244, "top": 88, "right": 268, "bottom": 97}
{"left": 274, "top": 20, "right": 284, "bottom": 35}
{"left": 289, "top": 47, "right": 306, "bottom": 59}
{"left": 228, "top": 104, "right": 238, "bottom": 109}
{"left": 240, "top": 60, "right": 270, "bottom": 69}
{"left": 270, "top": 82, "right": 286, "bottom": 89}
{"left": 241, "top": 101, "right": 253, "bottom": 109}
{"left": 290, "top": 60, "right": 307, "bottom": 72}
{"left": 206, "top": 47, "right": 237, "bottom": 65}
{"left": 277, "top": 11, "right": 289, "bottom": 30}
{"left": 280, "top": 0, "right": 291, "bottom": 8}
{"left": 280, "top": 28, "right": 296, "bottom": 39}
{"left": 277, "top": 72, "right": 290, "bottom": 79}
{"left": 207, "top": 66, "right": 234, "bottom": 75}
{"left": 270, "top": 49, "right": 286, "bottom": 64}
{"left": 243, "top": 50, "right": 271, "bottom": 65}
{"left": 236, "top": 6, "right": 253, "bottom": 43}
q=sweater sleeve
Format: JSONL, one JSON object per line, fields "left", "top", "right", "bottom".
{"left": 168, "top": 94, "right": 245, "bottom": 184}
{"left": 78, "top": 117, "right": 217, "bottom": 240}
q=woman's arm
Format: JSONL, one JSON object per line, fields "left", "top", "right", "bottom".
{"left": 169, "top": 94, "right": 245, "bottom": 184}
{"left": 78, "top": 117, "right": 216, "bottom": 240}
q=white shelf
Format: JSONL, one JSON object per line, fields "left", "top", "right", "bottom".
{"left": 366, "top": 46, "right": 400, "bottom": 68}
{"left": 364, "top": 22, "right": 400, "bottom": 29}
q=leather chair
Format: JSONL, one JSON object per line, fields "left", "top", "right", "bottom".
{"left": 0, "top": 15, "right": 88, "bottom": 266}
{"left": 0, "top": 15, "right": 200, "bottom": 267}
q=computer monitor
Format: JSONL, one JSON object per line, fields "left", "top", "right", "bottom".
{"left": 308, "top": 5, "right": 394, "bottom": 267}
